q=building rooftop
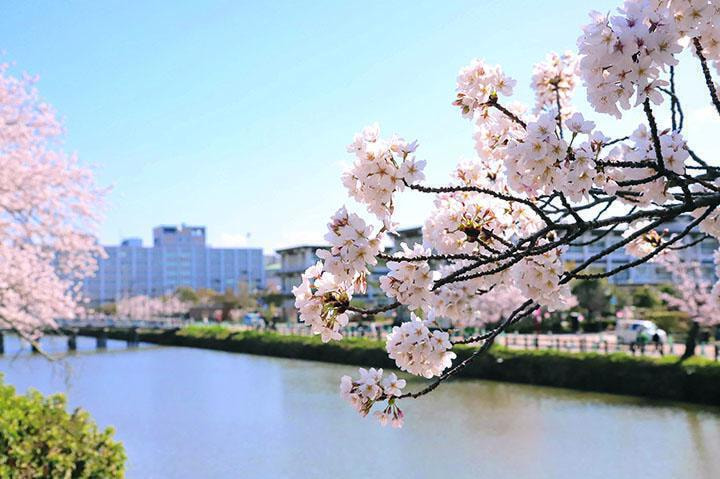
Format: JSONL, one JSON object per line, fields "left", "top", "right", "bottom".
{"left": 275, "top": 245, "right": 328, "bottom": 254}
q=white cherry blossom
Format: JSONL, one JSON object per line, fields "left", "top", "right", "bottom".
{"left": 386, "top": 313, "right": 457, "bottom": 378}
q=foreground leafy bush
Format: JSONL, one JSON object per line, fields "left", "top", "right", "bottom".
{"left": 0, "top": 377, "right": 125, "bottom": 478}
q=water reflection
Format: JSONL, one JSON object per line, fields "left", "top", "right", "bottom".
{"left": 1, "top": 337, "right": 718, "bottom": 479}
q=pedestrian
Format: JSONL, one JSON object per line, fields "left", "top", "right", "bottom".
{"left": 651, "top": 331, "right": 663, "bottom": 355}
{"left": 637, "top": 328, "right": 649, "bottom": 355}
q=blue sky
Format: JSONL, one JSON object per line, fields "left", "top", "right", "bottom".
{"left": 2, "top": 0, "right": 718, "bottom": 252}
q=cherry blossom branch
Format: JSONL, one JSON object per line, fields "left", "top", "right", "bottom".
{"left": 693, "top": 37, "right": 720, "bottom": 116}
{"left": 643, "top": 98, "right": 666, "bottom": 172}
{"left": 399, "top": 299, "right": 535, "bottom": 400}
{"left": 668, "top": 234, "right": 710, "bottom": 251}
{"left": 603, "top": 136, "right": 630, "bottom": 147}
{"left": 377, "top": 252, "right": 482, "bottom": 262}
{"left": 687, "top": 147, "right": 712, "bottom": 169}
{"left": 486, "top": 96, "right": 527, "bottom": 128}
{"left": 572, "top": 206, "right": 716, "bottom": 280}
{"left": 380, "top": 191, "right": 720, "bottom": 297}
{"left": 553, "top": 81, "right": 564, "bottom": 139}
{"left": 407, "top": 182, "right": 554, "bottom": 226}
{"left": 429, "top": 193, "right": 720, "bottom": 290}
{"left": 346, "top": 302, "right": 400, "bottom": 315}
{"left": 315, "top": 7, "right": 720, "bottom": 425}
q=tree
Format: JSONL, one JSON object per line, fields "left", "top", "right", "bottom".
{"left": 234, "top": 281, "right": 258, "bottom": 310}
{"left": 632, "top": 285, "right": 662, "bottom": 309}
{"left": 294, "top": 2, "right": 720, "bottom": 427}
{"left": 654, "top": 249, "right": 720, "bottom": 359}
{"left": 115, "top": 294, "right": 190, "bottom": 319}
{"left": 572, "top": 278, "right": 612, "bottom": 320}
{"left": 175, "top": 286, "right": 200, "bottom": 304}
{"left": 0, "top": 63, "right": 104, "bottom": 343}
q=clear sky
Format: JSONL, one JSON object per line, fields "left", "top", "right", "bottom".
{"left": 2, "top": 1, "right": 718, "bottom": 252}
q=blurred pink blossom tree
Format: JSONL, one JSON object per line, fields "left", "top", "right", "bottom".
{"left": 0, "top": 63, "right": 104, "bottom": 343}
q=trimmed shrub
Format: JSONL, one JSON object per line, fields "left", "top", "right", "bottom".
{"left": 0, "top": 377, "right": 125, "bottom": 478}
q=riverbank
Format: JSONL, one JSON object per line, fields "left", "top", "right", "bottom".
{"left": 78, "top": 325, "right": 720, "bottom": 406}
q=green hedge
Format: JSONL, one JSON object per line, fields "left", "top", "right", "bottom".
{"left": 456, "top": 347, "right": 720, "bottom": 404}
{"left": 84, "top": 325, "right": 720, "bottom": 406}
{"left": 0, "top": 377, "right": 125, "bottom": 478}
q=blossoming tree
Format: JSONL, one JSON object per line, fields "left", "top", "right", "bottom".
{"left": 655, "top": 249, "right": 720, "bottom": 358}
{"left": 294, "top": 0, "right": 720, "bottom": 427}
{"left": 115, "top": 294, "right": 191, "bottom": 320}
{"left": 0, "top": 62, "right": 104, "bottom": 343}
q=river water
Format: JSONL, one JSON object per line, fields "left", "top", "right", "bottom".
{"left": 1, "top": 335, "right": 719, "bottom": 479}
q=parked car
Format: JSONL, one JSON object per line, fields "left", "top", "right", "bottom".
{"left": 615, "top": 319, "right": 667, "bottom": 345}
{"left": 243, "top": 312, "right": 265, "bottom": 328}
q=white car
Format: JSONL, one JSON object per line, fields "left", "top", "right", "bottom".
{"left": 615, "top": 319, "right": 667, "bottom": 345}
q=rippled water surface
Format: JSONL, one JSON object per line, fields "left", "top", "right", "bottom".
{"left": 1, "top": 335, "right": 719, "bottom": 479}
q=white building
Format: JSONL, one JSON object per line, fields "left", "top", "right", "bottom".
{"left": 83, "top": 225, "right": 265, "bottom": 305}
{"left": 564, "top": 216, "right": 718, "bottom": 284}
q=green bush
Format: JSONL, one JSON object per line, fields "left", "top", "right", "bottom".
{"left": 456, "top": 346, "right": 720, "bottom": 404}
{"left": 632, "top": 285, "right": 662, "bottom": 309}
{"left": 642, "top": 309, "right": 691, "bottom": 334}
{"left": 0, "top": 377, "right": 125, "bottom": 478}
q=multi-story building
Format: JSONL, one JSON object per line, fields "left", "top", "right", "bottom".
{"left": 83, "top": 225, "right": 265, "bottom": 305}
{"left": 564, "top": 215, "right": 718, "bottom": 284}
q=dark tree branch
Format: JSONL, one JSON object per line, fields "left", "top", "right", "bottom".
{"left": 347, "top": 302, "right": 400, "bottom": 315}
{"left": 693, "top": 37, "right": 720, "bottom": 116}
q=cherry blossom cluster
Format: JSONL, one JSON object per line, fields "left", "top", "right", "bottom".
{"left": 317, "top": 206, "right": 382, "bottom": 289}
{"left": 622, "top": 219, "right": 667, "bottom": 259}
{"left": 531, "top": 51, "right": 579, "bottom": 117}
{"left": 424, "top": 193, "right": 506, "bottom": 256}
{"left": 424, "top": 160, "right": 542, "bottom": 256}
{"left": 340, "top": 368, "right": 406, "bottom": 427}
{"left": 577, "top": 1, "right": 683, "bottom": 117}
{"left": 293, "top": 205, "right": 388, "bottom": 343}
{"left": 432, "top": 277, "right": 524, "bottom": 327}
{"left": 454, "top": 59, "right": 516, "bottom": 118}
{"left": 577, "top": 1, "right": 720, "bottom": 118}
{"left": 505, "top": 112, "right": 602, "bottom": 200}
{"left": 690, "top": 174, "right": 720, "bottom": 238}
{"left": 0, "top": 244, "right": 77, "bottom": 340}
{"left": 604, "top": 124, "right": 688, "bottom": 204}
{"left": 379, "top": 243, "right": 436, "bottom": 311}
{"left": 386, "top": 314, "right": 456, "bottom": 378}
{"left": 343, "top": 123, "right": 424, "bottom": 224}
{"left": 293, "top": 262, "right": 352, "bottom": 342}
{"left": 665, "top": 1, "right": 720, "bottom": 73}
{"left": 512, "top": 247, "right": 573, "bottom": 311}
{"left": 472, "top": 101, "right": 526, "bottom": 164}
